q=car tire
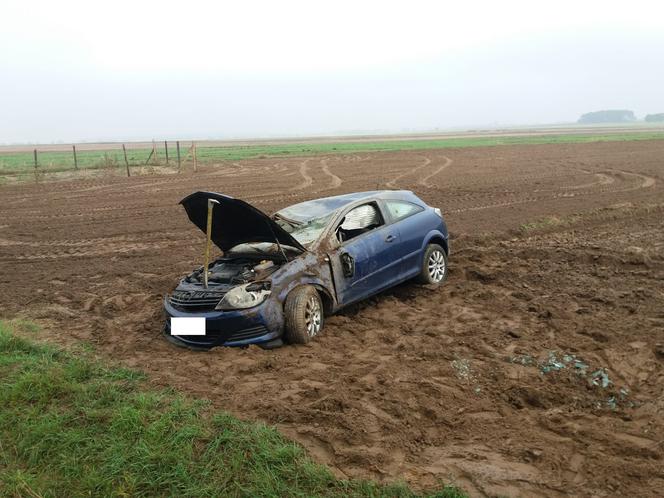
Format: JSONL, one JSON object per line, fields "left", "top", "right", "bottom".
{"left": 416, "top": 243, "right": 448, "bottom": 285}
{"left": 284, "top": 286, "right": 324, "bottom": 344}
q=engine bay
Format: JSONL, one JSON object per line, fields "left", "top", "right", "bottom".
{"left": 183, "top": 258, "right": 279, "bottom": 286}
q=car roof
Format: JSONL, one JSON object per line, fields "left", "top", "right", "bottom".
{"left": 276, "top": 190, "right": 424, "bottom": 221}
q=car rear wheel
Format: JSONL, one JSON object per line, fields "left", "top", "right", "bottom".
{"left": 417, "top": 243, "right": 448, "bottom": 285}
{"left": 284, "top": 286, "right": 324, "bottom": 344}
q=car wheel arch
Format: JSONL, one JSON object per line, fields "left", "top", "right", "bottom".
{"left": 311, "top": 285, "right": 334, "bottom": 315}
{"left": 423, "top": 232, "right": 449, "bottom": 255}
{"left": 279, "top": 280, "right": 335, "bottom": 316}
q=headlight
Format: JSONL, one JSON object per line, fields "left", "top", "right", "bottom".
{"left": 215, "top": 282, "right": 271, "bottom": 310}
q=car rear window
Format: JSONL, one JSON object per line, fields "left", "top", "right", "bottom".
{"left": 385, "top": 200, "right": 424, "bottom": 221}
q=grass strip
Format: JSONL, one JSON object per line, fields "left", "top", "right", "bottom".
{"left": 0, "top": 320, "right": 465, "bottom": 498}
{"left": 2, "top": 131, "right": 664, "bottom": 173}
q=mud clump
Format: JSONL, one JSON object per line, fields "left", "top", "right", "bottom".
{"left": 655, "top": 343, "right": 664, "bottom": 360}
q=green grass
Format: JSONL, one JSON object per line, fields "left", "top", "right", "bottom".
{"left": 2, "top": 131, "right": 664, "bottom": 174}
{"left": 519, "top": 215, "right": 569, "bottom": 232}
{"left": 0, "top": 320, "right": 465, "bottom": 498}
{"left": 0, "top": 148, "right": 154, "bottom": 174}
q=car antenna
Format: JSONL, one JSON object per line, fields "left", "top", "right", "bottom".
{"left": 264, "top": 218, "right": 289, "bottom": 262}
{"left": 204, "top": 198, "right": 220, "bottom": 288}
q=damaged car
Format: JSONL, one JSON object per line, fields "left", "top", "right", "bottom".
{"left": 164, "top": 190, "right": 449, "bottom": 348}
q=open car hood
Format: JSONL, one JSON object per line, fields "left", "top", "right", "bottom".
{"left": 180, "top": 191, "right": 306, "bottom": 254}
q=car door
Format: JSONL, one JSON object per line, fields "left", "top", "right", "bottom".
{"left": 382, "top": 199, "right": 428, "bottom": 279}
{"left": 327, "top": 202, "right": 402, "bottom": 306}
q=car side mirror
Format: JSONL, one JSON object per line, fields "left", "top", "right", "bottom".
{"left": 340, "top": 252, "right": 355, "bottom": 277}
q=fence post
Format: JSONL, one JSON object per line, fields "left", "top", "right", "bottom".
{"left": 151, "top": 140, "right": 157, "bottom": 164}
{"left": 33, "top": 149, "right": 39, "bottom": 183}
{"left": 164, "top": 140, "right": 169, "bottom": 165}
{"left": 122, "top": 144, "right": 131, "bottom": 177}
{"left": 72, "top": 145, "right": 78, "bottom": 170}
{"left": 192, "top": 141, "right": 197, "bottom": 172}
{"left": 144, "top": 148, "right": 154, "bottom": 165}
{"left": 176, "top": 141, "right": 181, "bottom": 172}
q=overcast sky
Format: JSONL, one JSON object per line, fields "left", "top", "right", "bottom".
{"left": 2, "top": 0, "right": 663, "bottom": 143}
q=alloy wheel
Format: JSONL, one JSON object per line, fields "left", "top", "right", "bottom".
{"left": 428, "top": 250, "right": 446, "bottom": 283}
{"left": 305, "top": 296, "right": 322, "bottom": 336}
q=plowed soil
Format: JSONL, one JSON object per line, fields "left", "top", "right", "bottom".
{"left": 1, "top": 140, "right": 663, "bottom": 497}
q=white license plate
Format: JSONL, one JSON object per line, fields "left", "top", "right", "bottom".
{"left": 171, "top": 317, "right": 206, "bottom": 336}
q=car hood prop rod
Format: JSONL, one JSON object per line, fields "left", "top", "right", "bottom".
{"left": 204, "top": 198, "right": 220, "bottom": 288}
{"left": 264, "top": 218, "right": 289, "bottom": 263}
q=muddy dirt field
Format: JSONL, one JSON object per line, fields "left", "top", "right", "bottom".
{"left": 1, "top": 140, "right": 663, "bottom": 497}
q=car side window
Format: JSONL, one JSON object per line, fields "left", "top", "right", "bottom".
{"left": 337, "top": 203, "right": 383, "bottom": 243}
{"left": 385, "top": 200, "right": 424, "bottom": 222}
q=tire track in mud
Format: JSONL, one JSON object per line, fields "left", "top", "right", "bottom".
{"left": 290, "top": 158, "right": 313, "bottom": 190}
{"left": 0, "top": 153, "right": 353, "bottom": 216}
{"left": 557, "top": 166, "right": 654, "bottom": 194}
{"left": 4, "top": 161, "right": 302, "bottom": 220}
{"left": 3, "top": 157, "right": 654, "bottom": 230}
{"left": 446, "top": 165, "right": 657, "bottom": 215}
{"left": 417, "top": 156, "right": 453, "bottom": 187}
{"left": 265, "top": 161, "right": 290, "bottom": 174}
{"left": 31, "top": 159, "right": 290, "bottom": 202}
{"left": 562, "top": 169, "right": 615, "bottom": 190}
{"left": 320, "top": 158, "right": 343, "bottom": 190}
{"left": 386, "top": 156, "right": 431, "bottom": 188}
{"left": 606, "top": 168, "right": 656, "bottom": 191}
{"left": 564, "top": 168, "right": 656, "bottom": 196}
{"left": 243, "top": 156, "right": 345, "bottom": 206}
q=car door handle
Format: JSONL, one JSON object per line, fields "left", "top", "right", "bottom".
{"left": 385, "top": 234, "right": 396, "bottom": 243}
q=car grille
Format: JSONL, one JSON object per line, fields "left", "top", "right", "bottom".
{"left": 228, "top": 325, "right": 269, "bottom": 341}
{"left": 168, "top": 289, "right": 225, "bottom": 311}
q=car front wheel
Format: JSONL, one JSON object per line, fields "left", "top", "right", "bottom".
{"left": 417, "top": 243, "right": 448, "bottom": 285}
{"left": 284, "top": 286, "right": 324, "bottom": 344}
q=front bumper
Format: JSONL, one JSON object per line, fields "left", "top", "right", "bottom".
{"left": 163, "top": 295, "right": 283, "bottom": 348}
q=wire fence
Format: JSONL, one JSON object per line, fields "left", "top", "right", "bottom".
{"left": 0, "top": 141, "right": 199, "bottom": 183}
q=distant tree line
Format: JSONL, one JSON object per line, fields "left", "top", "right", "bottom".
{"left": 577, "top": 109, "right": 664, "bottom": 124}
{"left": 578, "top": 110, "right": 636, "bottom": 124}
{"left": 645, "top": 113, "right": 664, "bottom": 123}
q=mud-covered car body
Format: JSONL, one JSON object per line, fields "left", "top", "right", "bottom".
{"left": 164, "top": 190, "right": 449, "bottom": 348}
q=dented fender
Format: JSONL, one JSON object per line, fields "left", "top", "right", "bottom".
{"left": 271, "top": 252, "right": 338, "bottom": 313}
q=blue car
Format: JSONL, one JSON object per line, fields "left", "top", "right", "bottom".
{"left": 164, "top": 190, "right": 449, "bottom": 348}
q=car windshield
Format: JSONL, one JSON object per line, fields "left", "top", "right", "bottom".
{"left": 276, "top": 197, "right": 348, "bottom": 221}
{"left": 273, "top": 194, "right": 378, "bottom": 246}
{"left": 274, "top": 211, "right": 336, "bottom": 246}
